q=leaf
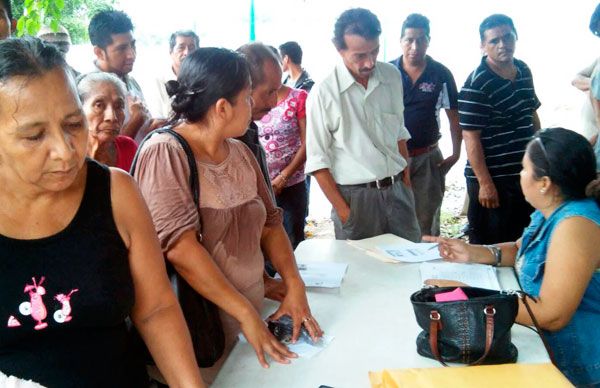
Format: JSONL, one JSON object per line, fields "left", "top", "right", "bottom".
{"left": 16, "top": 17, "right": 26, "bottom": 37}
{"left": 50, "top": 19, "right": 59, "bottom": 32}
{"left": 55, "top": 0, "right": 65, "bottom": 10}
{"left": 25, "top": 18, "right": 36, "bottom": 35}
{"left": 24, "top": 0, "right": 35, "bottom": 9}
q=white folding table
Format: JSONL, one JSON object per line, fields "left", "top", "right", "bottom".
{"left": 213, "top": 239, "right": 550, "bottom": 388}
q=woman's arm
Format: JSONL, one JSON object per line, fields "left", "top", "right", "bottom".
{"left": 110, "top": 169, "right": 204, "bottom": 388}
{"left": 516, "top": 217, "right": 600, "bottom": 330}
{"left": 261, "top": 224, "right": 323, "bottom": 342}
{"left": 423, "top": 236, "right": 519, "bottom": 267}
{"left": 271, "top": 112, "right": 307, "bottom": 194}
{"left": 166, "top": 230, "right": 296, "bottom": 368}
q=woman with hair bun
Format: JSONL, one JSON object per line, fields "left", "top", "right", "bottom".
{"left": 132, "top": 47, "right": 322, "bottom": 383}
{"left": 426, "top": 127, "right": 600, "bottom": 386}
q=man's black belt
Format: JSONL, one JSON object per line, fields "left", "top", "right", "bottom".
{"left": 342, "top": 172, "right": 402, "bottom": 190}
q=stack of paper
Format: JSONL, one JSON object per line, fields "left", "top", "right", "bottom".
{"left": 276, "top": 262, "right": 349, "bottom": 289}
{"left": 419, "top": 262, "right": 501, "bottom": 290}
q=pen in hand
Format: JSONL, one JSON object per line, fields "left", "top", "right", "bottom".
{"left": 427, "top": 243, "right": 439, "bottom": 251}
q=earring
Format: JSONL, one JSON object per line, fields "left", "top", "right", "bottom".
{"left": 540, "top": 188, "right": 546, "bottom": 194}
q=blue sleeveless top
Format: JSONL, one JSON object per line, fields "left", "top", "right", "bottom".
{"left": 516, "top": 199, "right": 600, "bottom": 386}
{"left": 0, "top": 160, "right": 147, "bottom": 387}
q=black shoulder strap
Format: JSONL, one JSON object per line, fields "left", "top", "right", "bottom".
{"left": 130, "top": 127, "right": 203, "bottom": 240}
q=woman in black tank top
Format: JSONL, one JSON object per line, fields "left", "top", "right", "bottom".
{"left": 0, "top": 38, "right": 203, "bottom": 387}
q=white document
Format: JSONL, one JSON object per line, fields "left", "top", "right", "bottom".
{"left": 419, "top": 262, "right": 501, "bottom": 290}
{"left": 376, "top": 243, "right": 441, "bottom": 262}
{"left": 286, "top": 334, "right": 334, "bottom": 359}
{"left": 347, "top": 233, "right": 412, "bottom": 263}
{"left": 276, "top": 262, "right": 348, "bottom": 289}
{"left": 238, "top": 333, "right": 334, "bottom": 359}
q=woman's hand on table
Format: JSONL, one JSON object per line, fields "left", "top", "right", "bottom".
{"left": 239, "top": 311, "right": 297, "bottom": 368}
{"left": 268, "top": 279, "right": 324, "bottom": 343}
{"left": 422, "top": 235, "right": 471, "bottom": 263}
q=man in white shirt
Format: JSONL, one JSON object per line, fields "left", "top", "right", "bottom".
{"left": 88, "top": 9, "right": 151, "bottom": 141}
{"left": 146, "top": 30, "right": 199, "bottom": 118}
{"left": 305, "top": 8, "right": 420, "bottom": 241}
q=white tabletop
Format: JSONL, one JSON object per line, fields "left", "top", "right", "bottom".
{"left": 213, "top": 239, "right": 549, "bottom": 388}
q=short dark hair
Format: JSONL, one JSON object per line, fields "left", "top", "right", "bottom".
{"left": 479, "top": 14, "right": 517, "bottom": 41}
{"left": 1, "top": 0, "right": 12, "bottom": 20}
{"left": 401, "top": 13, "right": 430, "bottom": 38}
{"left": 169, "top": 30, "right": 199, "bottom": 53}
{"left": 333, "top": 8, "right": 381, "bottom": 50}
{"left": 88, "top": 10, "right": 134, "bottom": 49}
{"left": 279, "top": 41, "right": 303, "bottom": 65}
{"left": 236, "top": 42, "right": 280, "bottom": 86}
{"left": 0, "top": 36, "right": 66, "bottom": 84}
{"left": 528, "top": 128, "right": 600, "bottom": 205}
{"left": 166, "top": 47, "right": 250, "bottom": 123}
{"left": 590, "top": 3, "right": 600, "bottom": 36}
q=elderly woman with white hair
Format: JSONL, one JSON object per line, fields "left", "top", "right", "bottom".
{"left": 77, "top": 72, "right": 138, "bottom": 171}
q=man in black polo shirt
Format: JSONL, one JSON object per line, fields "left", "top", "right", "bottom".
{"left": 280, "top": 41, "right": 315, "bottom": 92}
{"left": 459, "top": 14, "right": 540, "bottom": 244}
{"left": 390, "top": 14, "right": 461, "bottom": 236}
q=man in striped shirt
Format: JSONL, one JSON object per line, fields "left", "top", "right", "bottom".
{"left": 458, "top": 14, "right": 541, "bottom": 244}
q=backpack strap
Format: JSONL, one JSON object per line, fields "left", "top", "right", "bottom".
{"left": 130, "top": 127, "right": 203, "bottom": 241}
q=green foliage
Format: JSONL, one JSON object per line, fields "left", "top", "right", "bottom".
{"left": 440, "top": 211, "right": 467, "bottom": 238}
{"left": 11, "top": 0, "right": 117, "bottom": 44}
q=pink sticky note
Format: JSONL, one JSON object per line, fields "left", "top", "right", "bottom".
{"left": 435, "top": 288, "right": 469, "bottom": 302}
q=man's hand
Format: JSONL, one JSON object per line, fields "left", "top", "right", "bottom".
{"left": 479, "top": 181, "right": 500, "bottom": 208}
{"left": 128, "top": 95, "right": 150, "bottom": 118}
{"left": 401, "top": 168, "right": 411, "bottom": 187}
{"left": 336, "top": 204, "right": 351, "bottom": 224}
{"left": 264, "top": 274, "right": 286, "bottom": 302}
{"left": 438, "top": 153, "right": 459, "bottom": 176}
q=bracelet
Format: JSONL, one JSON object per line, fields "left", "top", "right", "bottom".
{"left": 279, "top": 173, "right": 289, "bottom": 182}
{"left": 484, "top": 244, "right": 502, "bottom": 267}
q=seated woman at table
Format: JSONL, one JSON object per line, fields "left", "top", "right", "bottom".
{"left": 77, "top": 72, "right": 138, "bottom": 171}
{"left": 132, "top": 47, "right": 323, "bottom": 383}
{"left": 425, "top": 127, "right": 600, "bottom": 387}
{"left": 0, "top": 37, "right": 204, "bottom": 386}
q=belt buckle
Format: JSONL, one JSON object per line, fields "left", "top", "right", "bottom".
{"left": 376, "top": 179, "right": 382, "bottom": 189}
{"left": 391, "top": 174, "right": 395, "bottom": 185}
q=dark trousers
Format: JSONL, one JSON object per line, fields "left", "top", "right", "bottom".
{"left": 466, "top": 178, "right": 533, "bottom": 244}
{"left": 277, "top": 181, "right": 308, "bottom": 249}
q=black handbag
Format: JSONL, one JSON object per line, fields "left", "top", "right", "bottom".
{"left": 410, "top": 286, "right": 519, "bottom": 366}
{"left": 130, "top": 127, "right": 225, "bottom": 368}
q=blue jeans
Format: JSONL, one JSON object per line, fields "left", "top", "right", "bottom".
{"left": 276, "top": 181, "right": 308, "bottom": 249}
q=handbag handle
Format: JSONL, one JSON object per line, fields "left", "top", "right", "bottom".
{"left": 517, "top": 292, "right": 556, "bottom": 366}
{"left": 428, "top": 304, "right": 496, "bottom": 367}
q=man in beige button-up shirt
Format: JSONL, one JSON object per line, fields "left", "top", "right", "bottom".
{"left": 305, "top": 7, "right": 420, "bottom": 241}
